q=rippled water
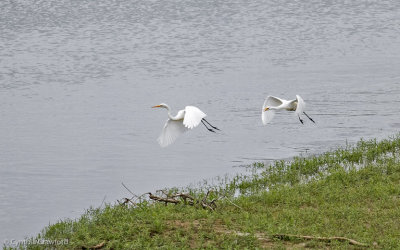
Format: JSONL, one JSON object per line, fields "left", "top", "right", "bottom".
{"left": 1, "top": 0, "right": 399, "bottom": 242}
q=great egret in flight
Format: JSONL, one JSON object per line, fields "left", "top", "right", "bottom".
{"left": 262, "top": 95, "right": 315, "bottom": 125}
{"left": 152, "top": 103, "right": 220, "bottom": 147}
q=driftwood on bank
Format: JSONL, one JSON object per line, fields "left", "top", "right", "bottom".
{"left": 119, "top": 183, "right": 220, "bottom": 211}
{"left": 272, "top": 234, "right": 369, "bottom": 247}
{"left": 146, "top": 189, "right": 218, "bottom": 211}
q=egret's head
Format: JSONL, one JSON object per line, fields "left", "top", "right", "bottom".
{"left": 152, "top": 103, "right": 168, "bottom": 109}
{"left": 264, "top": 107, "right": 270, "bottom": 112}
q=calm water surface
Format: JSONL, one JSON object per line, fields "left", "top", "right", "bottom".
{"left": 1, "top": 0, "right": 400, "bottom": 242}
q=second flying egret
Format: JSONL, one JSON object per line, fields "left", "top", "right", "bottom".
{"left": 262, "top": 95, "right": 315, "bottom": 125}
{"left": 152, "top": 103, "right": 220, "bottom": 147}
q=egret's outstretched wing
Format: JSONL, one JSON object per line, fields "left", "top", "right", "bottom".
{"left": 183, "top": 106, "right": 207, "bottom": 129}
{"left": 261, "top": 96, "right": 282, "bottom": 125}
{"left": 295, "top": 95, "right": 306, "bottom": 115}
{"left": 263, "top": 96, "right": 284, "bottom": 108}
{"left": 262, "top": 109, "right": 275, "bottom": 125}
{"left": 157, "top": 119, "right": 188, "bottom": 147}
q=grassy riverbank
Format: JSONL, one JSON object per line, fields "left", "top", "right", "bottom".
{"left": 10, "top": 135, "right": 400, "bottom": 249}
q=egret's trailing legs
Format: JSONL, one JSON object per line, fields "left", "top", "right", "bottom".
{"left": 298, "top": 115, "right": 304, "bottom": 124}
{"left": 201, "top": 120, "right": 216, "bottom": 133}
{"left": 303, "top": 112, "right": 315, "bottom": 123}
{"left": 202, "top": 118, "right": 220, "bottom": 131}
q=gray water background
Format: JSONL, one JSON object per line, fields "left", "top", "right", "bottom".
{"left": 1, "top": 0, "right": 400, "bottom": 242}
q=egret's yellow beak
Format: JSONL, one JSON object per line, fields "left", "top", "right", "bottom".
{"left": 152, "top": 105, "right": 161, "bottom": 108}
{"left": 264, "top": 107, "right": 269, "bottom": 111}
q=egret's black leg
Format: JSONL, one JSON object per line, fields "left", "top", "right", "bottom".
{"left": 202, "top": 119, "right": 220, "bottom": 131}
{"left": 201, "top": 120, "right": 215, "bottom": 133}
{"left": 303, "top": 112, "right": 315, "bottom": 123}
{"left": 298, "top": 115, "right": 304, "bottom": 124}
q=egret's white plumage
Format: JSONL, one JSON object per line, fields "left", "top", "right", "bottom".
{"left": 262, "top": 95, "right": 314, "bottom": 125}
{"left": 152, "top": 103, "right": 218, "bottom": 147}
{"left": 158, "top": 119, "right": 188, "bottom": 147}
{"left": 183, "top": 106, "right": 207, "bottom": 129}
{"left": 262, "top": 96, "right": 281, "bottom": 124}
{"left": 294, "top": 95, "right": 305, "bottom": 116}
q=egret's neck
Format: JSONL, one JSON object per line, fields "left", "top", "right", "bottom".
{"left": 164, "top": 105, "right": 176, "bottom": 120}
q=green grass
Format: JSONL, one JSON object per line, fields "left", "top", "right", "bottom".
{"left": 8, "top": 135, "right": 400, "bottom": 249}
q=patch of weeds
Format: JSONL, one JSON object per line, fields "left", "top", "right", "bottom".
{"left": 15, "top": 135, "right": 400, "bottom": 249}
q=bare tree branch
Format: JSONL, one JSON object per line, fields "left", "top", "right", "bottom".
{"left": 272, "top": 234, "right": 369, "bottom": 247}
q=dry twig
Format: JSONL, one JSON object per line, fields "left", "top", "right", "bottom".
{"left": 223, "top": 197, "right": 243, "bottom": 209}
{"left": 82, "top": 241, "right": 106, "bottom": 249}
{"left": 121, "top": 184, "right": 226, "bottom": 211}
{"left": 148, "top": 192, "right": 180, "bottom": 204}
{"left": 272, "top": 234, "right": 369, "bottom": 247}
{"left": 147, "top": 190, "right": 219, "bottom": 211}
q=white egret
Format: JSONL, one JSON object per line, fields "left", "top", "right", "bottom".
{"left": 262, "top": 95, "right": 315, "bottom": 125}
{"left": 152, "top": 103, "right": 220, "bottom": 147}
